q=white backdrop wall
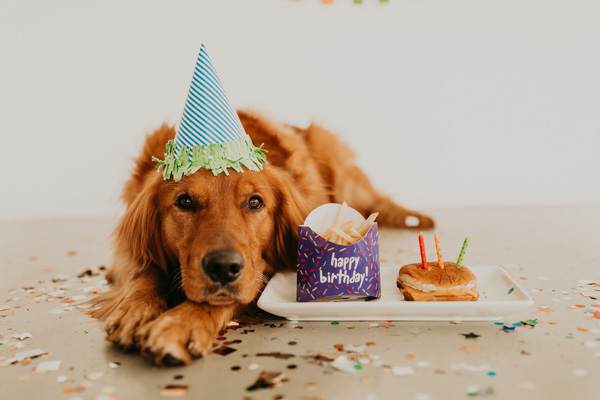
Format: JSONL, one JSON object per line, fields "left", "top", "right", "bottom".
{"left": 1, "top": 0, "right": 599, "bottom": 220}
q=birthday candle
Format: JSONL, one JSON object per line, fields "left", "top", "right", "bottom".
{"left": 434, "top": 231, "right": 444, "bottom": 269}
{"left": 455, "top": 235, "right": 470, "bottom": 269}
{"left": 418, "top": 232, "right": 428, "bottom": 270}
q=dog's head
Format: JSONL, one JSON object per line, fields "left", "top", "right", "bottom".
{"left": 116, "top": 166, "right": 308, "bottom": 306}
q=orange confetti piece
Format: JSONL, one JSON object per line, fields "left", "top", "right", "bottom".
{"left": 460, "top": 345, "right": 478, "bottom": 353}
{"left": 519, "top": 277, "right": 527, "bottom": 280}
{"left": 378, "top": 321, "right": 393, "bottom": 328}
{"left": 577, "top": 327, "right": 588, "bottom": 332}
{"left": 321, "top": 0, "right": 335, "bottom": 3}
{"left": 67, "top": 250, "right": 78, "bottom": 256}
{"left": 1, "top": 311, "right": 14, "bottom": 317}
{"left": 405, "top": 354, "right": 415, "bottom": 360}
{"left": 20, "top": 360, "right": 31, "bottom": 366}
{"left": 41, "top": 268, "right": 54, "bottom": 273}
{"left": 575, "top": 304, "right": 586, "bottom": 308}
{"left": 62, "top": 387, "right": 75, "bottom": 394}
{"left": 366, "top": 342, "right": 376, "bottom": 347}
{"left": 548, "top": 321, "right": 558, "bottom": 325}
{"left": 86, "top": 319, "right": 95, "bottom": 323}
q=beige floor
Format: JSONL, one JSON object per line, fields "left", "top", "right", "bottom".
{"left": 1, "top": 206, "right": 599, "bottom": 400}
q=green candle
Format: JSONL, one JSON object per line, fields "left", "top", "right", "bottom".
{"left": 455, "top": 236, "right": 470, "bottom": 268}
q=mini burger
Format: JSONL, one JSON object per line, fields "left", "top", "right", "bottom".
{"left": 397, "top": 262, "right": 479, "bottom": 301}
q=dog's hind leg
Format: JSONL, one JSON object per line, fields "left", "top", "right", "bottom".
{"left": 300, "top": 123, "right": 435, "bottom": 230}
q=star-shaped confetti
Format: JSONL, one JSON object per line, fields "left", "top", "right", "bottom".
{"left": 461, "top": 332, "right": 480, "bottom": 339}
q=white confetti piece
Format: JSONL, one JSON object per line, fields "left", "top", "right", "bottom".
{"left": 10, "top": 332, "right": 32, "bottom": 340}
{"left": 71, "top": 295, "right": 87, "bottom": 301}
{"left": 86, "top": 371, "right": 104, "bottom": 380}
{"left": 572, "top": 368, "right": 587, "bottom": 377}
{"left": 453, "top": 363, "right": 490, "bottom": 373}
{"left": 7, "top": 349, "right": 48, "bottom": 363}
{"left": 108, "top": 362, "right": 120, "bottom": 368}
{"left": 414, "top": 394, "right": 432, "bottom": 400}
{"left": 466, "top": 385, "right": 480, "bottom": 394}
{"left": 345, "top": 344, "right": 367, "bottom": 353}
{"left": 248, "top": 364, "right": 259, "bottom": 371}
{"left": 56, "top": 375, "right": 68, "bottom": 383}
{"left": 47, "top": 307, "right": 66, "bottom": 315}
{"left": 391, "top": 366, "right": 414, "bottom": 376}
{"left": 584, "top": 341, "right": 598, "bottom": 348}
{"left": 36, "top": 360, "right": 61, "bottom": 372}
{"left": 416, "top": 361, "right": 429, "bottom": 368}
{"left": 331, "top": 355, "right": 358, "bottom": 373}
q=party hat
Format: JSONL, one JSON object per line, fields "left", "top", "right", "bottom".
{"left": 153, "top": 44, "right": 267, "bottom": 181}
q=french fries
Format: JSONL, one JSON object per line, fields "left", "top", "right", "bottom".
{"left": 317, "top": 202, "right": 378, "bottom": 245}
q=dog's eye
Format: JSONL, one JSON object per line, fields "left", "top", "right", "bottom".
{"left": 176, "top": 194, "right": 194, "bottom": 209}
{"left": 248, "top": 196, "right": 263, "bottom": 210}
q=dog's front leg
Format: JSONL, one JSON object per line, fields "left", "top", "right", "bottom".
{"left": 91, "top": 263, "right": 169, "bottom": 350}
{"left": 135, "top": 300, "right": 236, "bottom": 366}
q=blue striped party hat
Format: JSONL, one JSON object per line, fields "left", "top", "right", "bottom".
{"left": 153, "top": 44, "right": 267, "bottom": 180}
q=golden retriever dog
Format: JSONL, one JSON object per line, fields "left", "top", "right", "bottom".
{"left": 91, "top": 110, "right": 434, "bottom": 366}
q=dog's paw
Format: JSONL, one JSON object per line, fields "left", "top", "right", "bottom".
{"left": 101, "top": 295, "right": 166, "bottom": 351}
{"left": 135, "top": 302, "right": 224, "bottom": 366}
{"left": 403, "top": 213, "right": 435, "bottom": 230}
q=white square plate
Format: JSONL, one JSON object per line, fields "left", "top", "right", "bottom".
{"left": 257, "top": 266, "right": 534, "bottom": 321}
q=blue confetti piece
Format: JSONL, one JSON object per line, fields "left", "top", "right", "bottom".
{"left": 502, "top": 325, "right": 516, "bottom": 332}
{"left": 507, "top": 287, "right": 514, "bottom": 294}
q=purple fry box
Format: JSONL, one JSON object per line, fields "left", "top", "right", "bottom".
{"left": 296, "top": 204, "right": 381, "bottom": 302}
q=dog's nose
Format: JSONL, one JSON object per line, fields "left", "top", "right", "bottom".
{"left": 202, "top": 249, "right": 245, "bottom": 285}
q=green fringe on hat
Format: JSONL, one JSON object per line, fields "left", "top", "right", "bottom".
{"left": 152, "top": 135, "right": 268, "bottom": 181}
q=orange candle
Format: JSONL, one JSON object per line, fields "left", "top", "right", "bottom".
{"left": 434, "top": 231, "right": 444, "bottom": 269}
{"left": 418, "top": 232, "right": 428, "bottom": 270}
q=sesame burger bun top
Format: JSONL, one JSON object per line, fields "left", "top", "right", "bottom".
{"left": 397, "top": 262, "right": 477, "bottom": 290}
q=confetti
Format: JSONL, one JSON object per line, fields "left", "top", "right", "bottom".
{"left": 460, "top": 345, "right": 478, "bottom": 353}
{"left": 246, "top": 371, "right": 288, "bottom": 391}
{"left": 160, "top": 384, "right": 188, "bottom": 397}
{"left": 453, "top": 363, "right": 490, "bottom": 373}
{"left": 86, "top": 371, "right": 104, "bottom": 381}
{"left": 10, "top": 332, "right": 32, "bottom": 340}
{"left": 391, "top": 366, "right": 415, "bottom": 376}
{"left": 572, "top": 368, "right": 588, "bottom": 377}
{"left": 213, "top": 346, "right": 236, "bottom": 356}
{"left": 36, "top": 360, "right": 62, "bottom": 372}
{"left": 331, "top": 355, "right": 359, "bottom": 373}
{"left": 255, "top": 352, "right": 294, "bottom": 360}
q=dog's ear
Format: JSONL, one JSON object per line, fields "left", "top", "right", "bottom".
{"left": 114, "top": 179, "right": 167, "bottom": 271}
{"left": 269, "top": 174, "right": 311, "bottom": 272}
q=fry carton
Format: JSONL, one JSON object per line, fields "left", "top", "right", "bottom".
{"left": 296, "top": 203, "right": 381, "bottom": 302}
